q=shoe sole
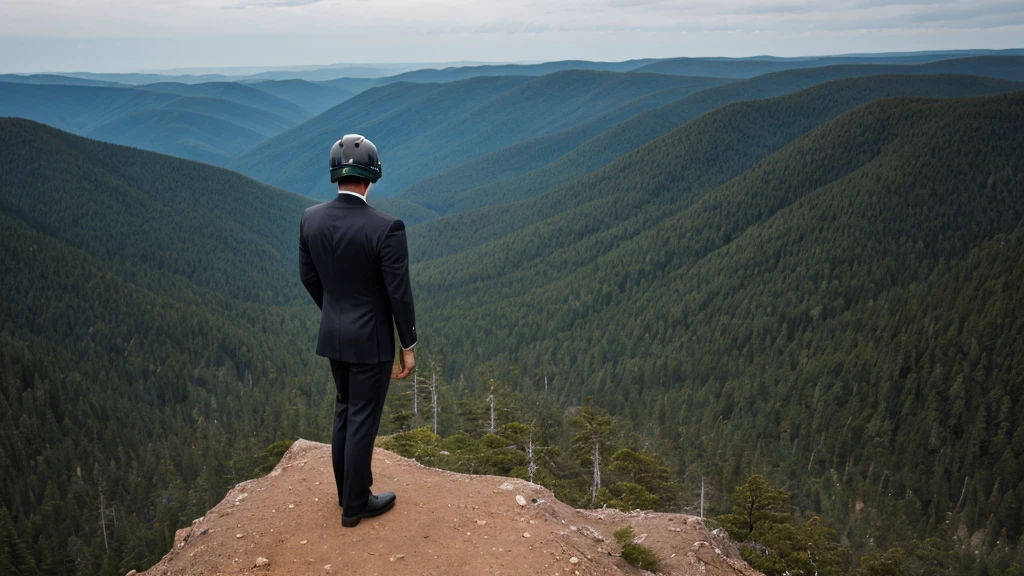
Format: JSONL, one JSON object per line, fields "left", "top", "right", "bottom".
{"left": 341, "top": 498, "right": 395, "bottom": 528}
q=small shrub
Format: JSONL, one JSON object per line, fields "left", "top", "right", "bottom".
{"left": 613, "top": 525, "right": 662, "bottom": 573}
{"left": 252, "top": 439, "right": 295, "bottom": 477}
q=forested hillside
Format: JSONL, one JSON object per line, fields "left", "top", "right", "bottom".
{"left": 3, "top": 54, "right": 1024, "bottom": 576}
{"left": 412, "top": 90, "right": 1024, "bottom": 567}
{"left": 0, "top": 119, "right": 326, "bottom": 575}
{"left": 400, "top": 56, "right": 1024, "bottom": 217}
{"left": 406, "top": 74, "right": 1021, "bottom": 262}
{"left": 229, "top": 71, "right": 730, "bottom": 198}
{"left": 0, "top": 119, "right": 310, "bottom": 303}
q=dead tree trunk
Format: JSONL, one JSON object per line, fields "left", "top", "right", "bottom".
{"left": 528, "top": 434, "right": 536, "bottom": 484}
{"left": 431, "top": 366, "right": 438, "bottom": 435}
{"left": 99, "top": 487, "right": 109, "bottom": 555}
{"left": 488, "top": 393, "right": 495, "bottom": 434}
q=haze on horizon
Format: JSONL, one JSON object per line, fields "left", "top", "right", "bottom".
{"left": 1, "top": 0, "right": 1022, "bottom": 74}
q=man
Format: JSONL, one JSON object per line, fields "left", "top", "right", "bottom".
{"left": 298, "top": 134, "right": 417, "bottom": 528}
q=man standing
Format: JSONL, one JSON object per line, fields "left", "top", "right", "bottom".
{"left": 299, "top": 134, "right": 417, "bottom": 528}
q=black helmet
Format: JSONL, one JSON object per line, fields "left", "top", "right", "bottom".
{"left": 329, "top": 134, "right": 382, "bottom": 183}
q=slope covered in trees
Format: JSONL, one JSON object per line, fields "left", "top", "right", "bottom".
{"left": 411, "top": 90, "right": 1024, "bottom": 566}
{"left": 406, "top": 74, "right": 1022, "bottom": 263}
{"left": 228, "top": 71, "right": 729, "bottom": 198}
{"left": 3, "top": 62, "right": 1024, "bottom": 576}
{"left": 0, "top": 119, "right": 311, "bottom": 303}
{"left": 401, "top": 56, "right": 1024, "bottom": 217}
{"left": 0, "top": 120, "right": 325, "bottom": 575}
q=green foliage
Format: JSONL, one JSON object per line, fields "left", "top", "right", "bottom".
{"left": 613, "top": 525, "right": 635, "bottom": 545}
{"left": 0, "top": 121, "right": 329, "bottom": 575}
{"left": 411, "top": 87, "right": 1024, "bottom": 566}
{"left": 252, "top": 440, "right": 296, "bottom": 477}
{"left": 719, "top": 475, "right": 791, "bottom": 543}
{"left": 613, "top": 525, "right": 662, "bottom": 572}
{"left": 404, "top": 61, "right": 1023, "bottom": 231}
{"left": 0, "top": 118, "right": 313, "bottom": 304}
{"left": 378, "top": 426, "right": 529, "bottom": 477}
{"left": 602, "top": 482, "right": 658, "bottom": 512}
{"left": 6, "top": 63, "right": 1024, "bottom": 576}
{"left": 0, "top": 506, "right": 38, "bottom": 576}
{"left": 719, "top": 476, "right": 849, "bottom": 576}
{"left": 855, "top": 548, "right": 908, "bottom": 576}
{"left": 608, "top": 449, "right": 678, "bottom": 509}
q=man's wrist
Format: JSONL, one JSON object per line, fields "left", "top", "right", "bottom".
{"left": 402, "top": 342, "right": 416, "bottom": 351}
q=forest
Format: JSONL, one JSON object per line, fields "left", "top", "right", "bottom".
{"left": 1, "top": 56, "right": 1023, "bottom": 576}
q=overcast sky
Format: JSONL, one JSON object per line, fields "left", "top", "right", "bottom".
{"left": 1, "top": 0, "right": 1022, "bottom": 73}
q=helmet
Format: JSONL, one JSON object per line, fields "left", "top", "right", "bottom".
{"left": 329, "top": 134, "right": 382, "bottom": 183}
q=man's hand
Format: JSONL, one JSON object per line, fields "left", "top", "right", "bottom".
{"left": 392, "top": 348, "right": 415, "bottom": 379}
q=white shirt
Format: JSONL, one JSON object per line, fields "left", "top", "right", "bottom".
{"left": 338, "top": 190, "right": 368, "bottom": 203}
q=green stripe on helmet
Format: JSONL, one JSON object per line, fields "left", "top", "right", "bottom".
{"left": 330, "top": 163, "right": 382, "bottom": 183}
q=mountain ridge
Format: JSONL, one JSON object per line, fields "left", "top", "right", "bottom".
{"left": 401, "top": 56, "right": 1024, "bottom": 217}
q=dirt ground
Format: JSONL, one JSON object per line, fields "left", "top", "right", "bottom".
{"left": 137, "top": 439, "right": 762, "bottom": 576}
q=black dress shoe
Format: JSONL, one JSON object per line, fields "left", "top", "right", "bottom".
{"left": 342, "top": 492, "right": 396, "bottom": 527}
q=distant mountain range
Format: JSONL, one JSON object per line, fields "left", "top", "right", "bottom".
{"left": 399, "top": 56, "right": 1024, "bottom": 218}
{"left": 3, "top": 51, "right": 1022, "bottom": 175}
{"left": 229, "top": 71, "right": 731, "bottom": 198}
{"left": 0, "top": 79, "right": 352, "bottom": 164}
{"left": 7, "top": 48, "right": 1022, "bottom": 85}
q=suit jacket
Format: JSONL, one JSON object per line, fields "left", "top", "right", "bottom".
{"left": 299, "top": 193, "right": 417, "bottom": 363}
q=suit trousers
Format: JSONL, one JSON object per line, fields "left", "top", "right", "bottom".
{"left": 329, "top": 358, "right": 392, "bottom": 515}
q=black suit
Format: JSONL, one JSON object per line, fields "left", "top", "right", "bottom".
{"left": 299, "top": 192, "right": 417, "bottom": 515}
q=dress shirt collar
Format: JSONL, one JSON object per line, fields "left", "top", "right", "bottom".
{"left": 337, "top": 190, "right": 368, "bottom": 203}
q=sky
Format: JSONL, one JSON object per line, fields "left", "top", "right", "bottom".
{"left": 1, "top": 0, "right": 1022, "bottom": 73}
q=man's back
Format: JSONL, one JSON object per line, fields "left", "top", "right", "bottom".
{"left": 299, "top": 192, "right": 417, "bottom": 363}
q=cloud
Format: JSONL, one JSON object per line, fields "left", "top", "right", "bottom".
{"left": 226, "top": 0, "right": 334, "bottom": 8}
{"left": 1, "top": 0, "right": 1022, "bottom": 72}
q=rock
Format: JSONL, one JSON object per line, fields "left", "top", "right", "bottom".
{"left": 516, "top": 495, "right": 527, "bottom": 506}
{"left": 174, "top": 527, "right": 191, "bottom": 547}
{"left": 390, "top": 553, "right": 405, "bottom": 561}
{"left": 126, "top": 571, "right": 138, "bottom": 576}
{"left": 255, "top": 557, "right": 270, "bottom": 567}
{"left": 569, "top": 557, "right": 579, "bottom": 564}
{"left": 499, "top": 481, "right": 516, "bottom": 491}
{"left": 523, "top": 532, "right": 531, "bottom": 538}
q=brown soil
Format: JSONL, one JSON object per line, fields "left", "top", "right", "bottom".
{"left": 138, "top": 440, "right": 762, "bottom": 576}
